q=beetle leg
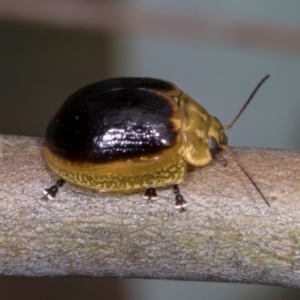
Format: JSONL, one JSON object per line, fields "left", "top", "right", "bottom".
{"left": 43, "top": 179, "right": 65, "bottom": 200}
{"left": 173, "top": 185, "right": 187, "bottom": 209}
{"left": 143, "top": 187, "right": 158, "bottom": 202}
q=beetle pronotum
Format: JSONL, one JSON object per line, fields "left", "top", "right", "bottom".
{"left": 43, "top": 75, "right": 270, "bottom": 208}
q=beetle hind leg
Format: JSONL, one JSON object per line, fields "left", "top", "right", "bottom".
{"left": 43, "top": 179, "right": 65, "bottom": 200}
{"left": 174, "top": 185, "right": 187, "bottom": 209}
{"left": 143, "top": 187, "right": 158, "bottom": 202}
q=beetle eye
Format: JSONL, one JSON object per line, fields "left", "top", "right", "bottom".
{"left": 208, "top": 137, "right": 219, "bottom": 153}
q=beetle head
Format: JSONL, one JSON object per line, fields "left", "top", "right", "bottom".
{"left": 207, "top": 116, "right": 228, "bottom": 154}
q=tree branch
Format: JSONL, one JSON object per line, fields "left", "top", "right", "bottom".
{"left": 0, "top": 134, "right": 300, "bottom": 288}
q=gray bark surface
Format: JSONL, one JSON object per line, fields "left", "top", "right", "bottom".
{"left": 0, "top": 134, "right": 299, "bottom": 288}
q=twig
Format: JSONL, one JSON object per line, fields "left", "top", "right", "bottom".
{"left": 0, "top": 134, "right": 300, "bottom": 287}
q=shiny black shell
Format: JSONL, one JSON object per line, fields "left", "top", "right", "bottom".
{"left": 45, "top": 77, "right": 179, "bottom": 163}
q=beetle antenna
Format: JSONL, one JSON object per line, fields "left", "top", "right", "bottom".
{"left": 220, "top": 145, "right": 270, "bottom": 206}
{"left": 224, "top": 75, "right": 270, "bottom": 130}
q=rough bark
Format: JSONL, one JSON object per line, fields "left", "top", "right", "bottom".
{"left": 0, "top": 134, "right": 299, "bottom": 288}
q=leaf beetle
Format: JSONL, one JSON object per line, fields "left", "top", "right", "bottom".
{"left": 43, "top": 75, "right": 270, "bottom": 208}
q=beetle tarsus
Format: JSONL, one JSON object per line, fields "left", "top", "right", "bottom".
{"left": 43, "top": 179, "right": 65, "bottom": 200}
{"left": 174, "top": 185, "right": 187, "bottom": 209}
{"left": 143, "top": 187, "right": 158, "bottom": 202}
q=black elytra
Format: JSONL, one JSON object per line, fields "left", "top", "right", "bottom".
{"left": 45, "top": 78, "right": 178, "bottom": 163}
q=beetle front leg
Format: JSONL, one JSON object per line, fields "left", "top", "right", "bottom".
{"left": 174, "top": 185, "right": 187, "bottom": 209}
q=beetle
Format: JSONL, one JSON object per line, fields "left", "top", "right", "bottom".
{"left": 43, "top": 75, "right": 270, "bottom": 208}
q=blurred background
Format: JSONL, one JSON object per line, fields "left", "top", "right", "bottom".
{"left": 0, "top": 0, "right": 300, "bottom": 299}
